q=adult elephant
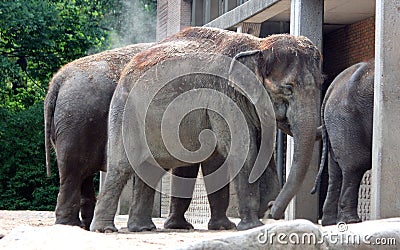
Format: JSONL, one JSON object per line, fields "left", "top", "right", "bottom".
{"left": 44, "top": 43, "right": 153, "bottom": 229}
{"left": 91, "top": 27, "right": 323, "bottom": 232}
{"left": 312, "top": 60, "right": 374, "bottom": 226}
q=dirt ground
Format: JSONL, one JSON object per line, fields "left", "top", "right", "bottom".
{"left": 0, "top": 210, "right": 243, "bottom": 249}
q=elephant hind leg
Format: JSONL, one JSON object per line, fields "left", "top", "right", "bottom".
{"left": 55, "top": 160, "right": 83, "bottom": 227}
{"left": 90, "top": 161, "right": 133, "bottom": 232}
{"left": 321, "top": 153, "right": 342, "bottom": 226}
{"left": 164, "top": 165, "right": 199, "bottom": 230}
{"left": 127, "top": 161, "right": 164, "bottom": 232}
{"left": 80, "top": 175, "right": 96, "bottom": 230}
{"left": 337, "top": 168, "right": 365, "bottom": 224}
{"left": 202, "top": 154, "right": 236, "bottom": 230}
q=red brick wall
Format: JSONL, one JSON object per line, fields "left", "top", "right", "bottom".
{"left": 323, "top": 16, "right": 375, "bottom": 83}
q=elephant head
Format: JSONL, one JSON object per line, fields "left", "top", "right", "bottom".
{"left": 231, "top": 34, "right": 323, "bottom": 219}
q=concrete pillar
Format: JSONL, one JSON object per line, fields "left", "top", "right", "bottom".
{"left": 204, "top": 0, "right": 211, "bottom": 23}
{"left": 286, "top": 0, "right": 323, "bottom": 222}
{"left": 191, "top": 0, "right": 204, "bottom": 26}
{"left": 224, "top": 0, "right": 237, "bottom": 13}
{"left": 210, "top": 0, "right": 219, "bottom": 21}
{"left": 371, "top": 0, "right": 400, "bottom": 219}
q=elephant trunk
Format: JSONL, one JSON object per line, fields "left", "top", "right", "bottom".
{"left": 270, "top": 93, "right": 318, "bottom": 219}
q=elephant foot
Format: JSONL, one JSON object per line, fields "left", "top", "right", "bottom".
{"left": 237, "top": 219, "right": 263, "bottom": 231}
{"left": 321, "top": 215, "right": 337, "bottom": 226}
{"left": 81, "top": 219, "right": 92, "bottom": 231}
{"left": 128, "top": 218, "right": 156, "bottom": 232}
{"left": 208, "top": 217, "right": 236, "bottom": 230}
{"left": 337, "top": 213, "right": 362, "bottom": 225}
{"left": 92, "top": 225, "right": 118, "bottom": 233}
{"left": 55, "top": 217, "right": 84, "bottom": 228}
{"left": 90, "top": 220, "right": 118, "bottom": 233}
{"left": 267, "top": 201, "right": 284, "bottom": 220}
{"left": 164, "top": 215, "right": 194, "bottom": 230}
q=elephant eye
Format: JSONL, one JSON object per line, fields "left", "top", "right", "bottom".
{"left": 281, "top": 82, "right": 294, "bottom": 96}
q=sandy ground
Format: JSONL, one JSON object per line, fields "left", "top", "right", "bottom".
{"left": 0, "top": 210, "right": 245, "bottom": 249}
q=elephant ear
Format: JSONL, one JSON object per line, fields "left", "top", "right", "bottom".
{"left": 227, "top": 50, "right": 277, "bottom": 184}
{"left": 228, "top": 50, "right": 262, "bottom": 75}
{"left": 259, "top": 48, "right": 297, "bottom": 97}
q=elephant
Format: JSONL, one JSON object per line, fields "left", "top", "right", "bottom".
{"left": 311, "top": 59, "right": 374, "bottom": 226}
{"left": 90, "top": 27, "right": 323, "bottom": 232}
{"left": 44, "top": 43, "right": 153, "bottom": 229}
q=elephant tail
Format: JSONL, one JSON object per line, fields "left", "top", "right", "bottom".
{"left": 310, "top": 121, "right": 328, "bottom": 194}
{"left": 44, "top": 74, "right": 62, "bottom": 177}
{"left": 310, "top": 88, "right": 331, "bottom": 195}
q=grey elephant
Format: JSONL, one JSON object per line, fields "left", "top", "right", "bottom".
{"left": 44, "top": 43, "right": 153, "bottom": 229}
{"left": 91, "top": 27, "right": 323, "bottom": 232}
{"left": 312, "top": 60, "right": 374, "bottom": 226}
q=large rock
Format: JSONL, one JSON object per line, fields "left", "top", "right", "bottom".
{"left": 178, "top": 218, "right": 400, "bottom": 250}
{"left": 177, "top": 219, "right": 322, "bottom": 250}
{"left": 322, "top": 218, "right": 400, "bottom": 250}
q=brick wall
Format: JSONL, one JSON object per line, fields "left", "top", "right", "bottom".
{"left": 323, "top": 16, "right": 375, "bottom": 83}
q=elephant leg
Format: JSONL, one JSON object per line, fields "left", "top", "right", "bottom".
{"left": 80, "top": 175, "right": 96, "bottom": 230}
{"left": 337, "top": 168, "right": 365, "bottom": 224}
{"left": 235, "top": 162, "right": 262, "bottom": 230}
{"left": 127, "top": 161, "right": 165, "bottom": 232}
{"left": 321, "top": 153, "right": 342, "bottom": 226}
{"left": 164, "top": 165, "right": 199, "bottom": 230}
{"left": 90, "top": 120, "right": 132, "bottom": 232}
{"left": 258, "top": 156, "right": 280, "bottom": 219}
{"left": 55, "top": 155, "right": 83, "bottom": 227}
{"left": 202, "top": 154, "right": 236, "bottom": 230}
{"left": 90, "top": 161, "right": 132, "bottom": 232}
{"left": 208, "top": 110, "right": 261, "bottom": 230}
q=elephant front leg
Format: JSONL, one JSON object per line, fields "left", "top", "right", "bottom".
{"left": 164, "top": 165, "right": 199, "bottom": 230}
{"left": 321, "top": 155, "right": 342, "bottom": 226}
{"left": 208, "top": 111, "right": 261, "bottom": 230}
{"left": 258, "top": 156, "right": 280, "bottom": 219}
{"left": 235, "top": 173, "right": 262, "bottom": 230}
{"left": 202, "top": 154, "right": 236, "bottom": 230}
{"left": 235, "top": 134, "right": 262, "bottom": 230}
{"left": 80, "top": 175, "right": 96, "bottom": 230}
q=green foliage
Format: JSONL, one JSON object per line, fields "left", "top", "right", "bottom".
{"left": 0, "top": 0, "right": 112, "bottom": 110}
{"left": 0, "top": 102, "right": 59, "bottom": 210}
{"left": 0, "top": 0, "right": 156, "bottom": 210}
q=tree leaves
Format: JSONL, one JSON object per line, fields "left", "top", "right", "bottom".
{"left": 0, "top": 0, "right": 156, "bottom": 210}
